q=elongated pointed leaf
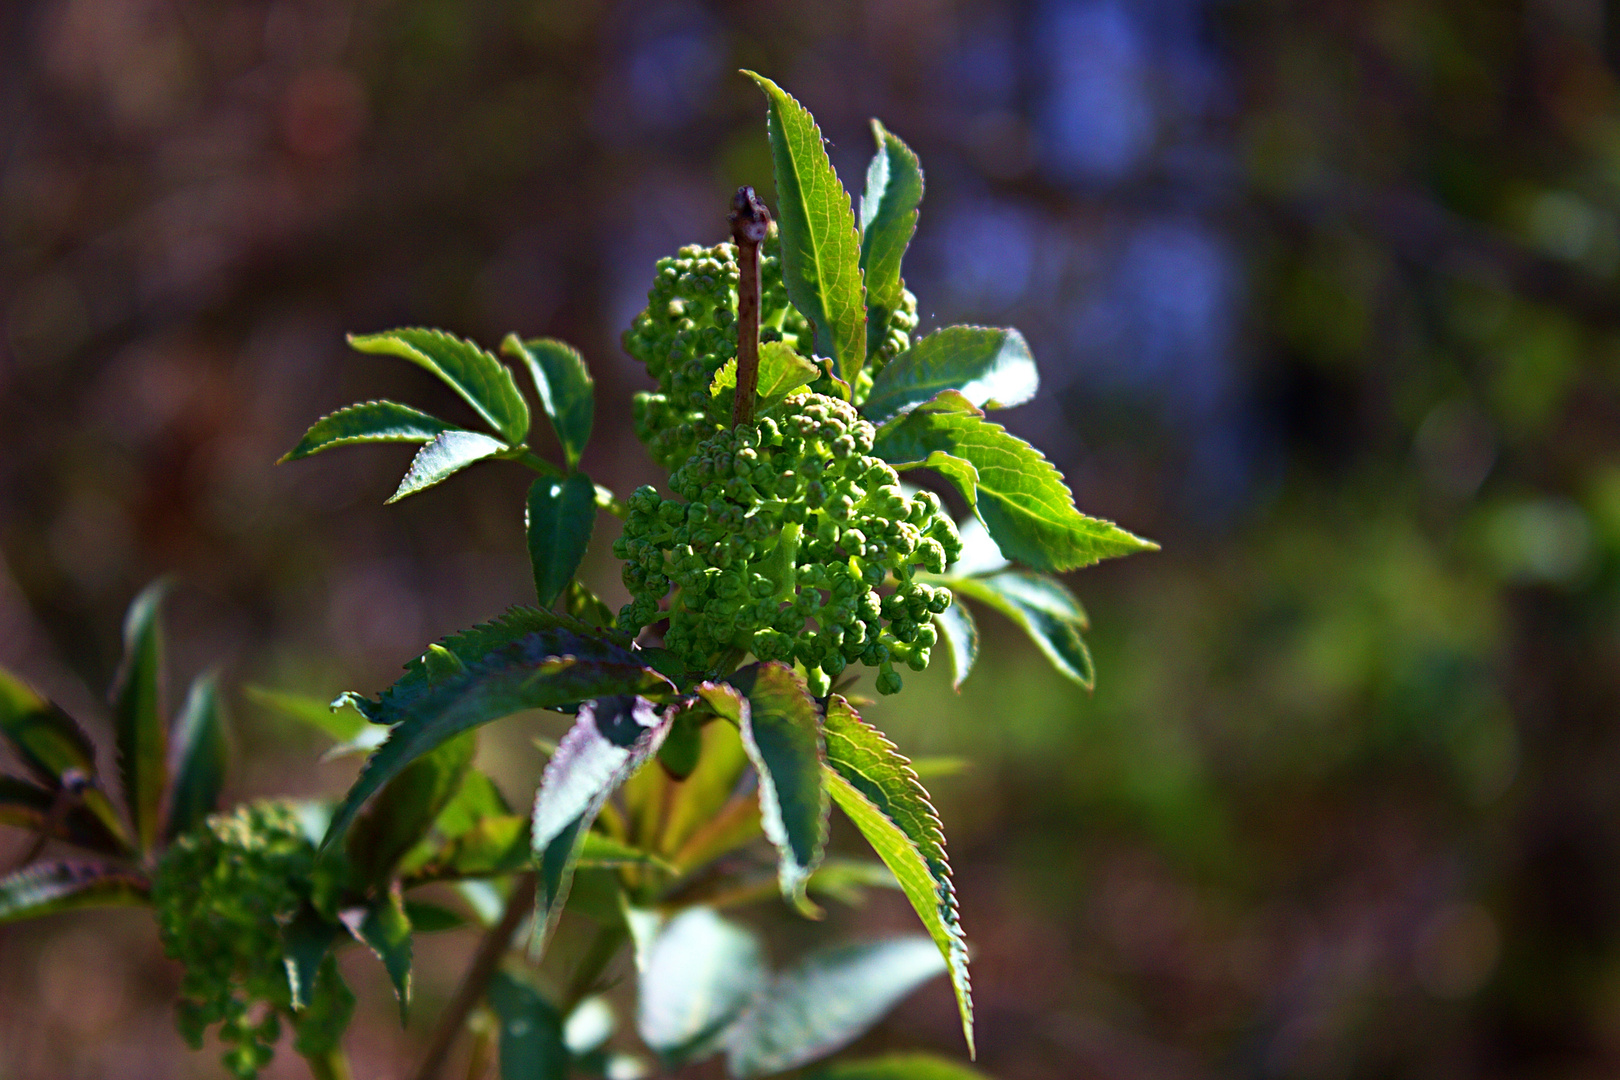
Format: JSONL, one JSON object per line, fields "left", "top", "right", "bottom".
{"left": 744, "top": 73, "right": 867, "bottom": 386}
{"left": 502, "top": 336, "right": 594, "bottom": 470}
{"left": 488, "top": 970, "right": 569, "bottom": 1080}
{"left": 283, "top": 903, "right": 341, "bottom": 1011}
{"left": 0, "top": 860, "right": 148, "bottom": 922}
{"left": 638, "top": 907, "right": 767, "bottom": 1062}
{"left": 349, "top": 328, "right": 529, "bottom": 445}
{"left": 941, "top": 571, "right": 1094, "bottom": 688}
{"left": 822, "top": 697, "right": 971, "bottom": 1054}
{"left": 805, "top": 1054, "right": 992, "bottom": 1080}
{"left": 388, "top": 429, "right": 507, "bottom": 502}
{"left": 164, "top": 673, "right": 228, "bottom": 842}
{"left": 245, "top": 686, "right": 368, "bottom": 744}
{"left": 113, "top": 582, "right": 167, "bottom": 854}
{"left": 526, "top": 473, "right": 597, "bottom": 607}
{"left": 874, "top": 391, "right": 1156, "bottom": 572}
{"left": 289, "top": 954, "right": 356, "bottom": 1061}
{"left": 727, "top": 938, "right": 946, "bottom": 1079}
{"left": 860, "top": 119, "right": 923, "bottom": 360}
{"left": 0, "top": 775, "right": 128, "bottom": 854}
{"left": 279, "top": 400, "right": 453, "bottom": 462}
{"left": 728, "top": 663, "right": 828, "bottom": 906}
{"left": 0, "top": 671, "right": 127, "bottom": 848}
{"left": 530, "top": 696, "right": 672, "bottom": 957}
{"left": 344, "top": 888, "right": 413, "bottom": 1023}
{"left": 933, "top": 600, "right": 979, "bottom": 691}
{"left": 661, "top": 718, "right": 751, "bottom": 856}
{"left": 346, "top": 730, "right": 477, "bottom": 886}
{"left": 863, "top": 327, "right": 1038, "bottom": 424}
{"left": 322, "top": 614, "right": 672, "bottom": 850}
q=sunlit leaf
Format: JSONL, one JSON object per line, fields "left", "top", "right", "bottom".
{"left": 860, "top": 119, "right": 924, "bottom": 361}
{"left": 244, "top": 685, "right": 368, "bottom": 745}
{"left": 388, "top": 429, "right": 507, "bottom": 503}
{"left": 0, "top": 860, "right": 148, "bottom": 923}
{"left": 345, "top": 730, "right": 477, "bottom": 886}
{"left": 863, "top": 327, "right": 1038, "bottom": 424}
{"left": 112, "top": 581, "right": 167, "bottom": 854}
{"left": 638, "top": 906, "right": 767, "bottom": 1064}
{"left": 279, "top": 400, "right": 452, "bottom": 462}
{"left": 526, "top": 472, "right": 596, "bottom": 607}
{"left": 729, "top": 663, "right": 828, "bottom": 907}
{"left": 933, "top": 599, "right": 979, "bottom": 691}
{"left": 164, "top": 673, "right": 228, "bottom": 841}
{"left": 502, "top": 335, "right": 595, "bottom": 470}
{"left": 940, "top": 572, "right": 1093, "bottom": 689}
{"left": 344, "top": 888, "right": 413, "bottom": 1023}
{"left": 349, "top": 328, "right": 529, "bottom": 445}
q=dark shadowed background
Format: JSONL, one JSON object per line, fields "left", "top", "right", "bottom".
{"left": 4, "top": 0, "right": 1620, "bottom": 1076}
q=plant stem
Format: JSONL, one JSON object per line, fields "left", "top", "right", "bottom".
{"left": 411, "top": 874, "right": 536, "bottom": 1080}
{"left": 302, "top": 1046, "right": 355, "bottom": 1080}
{"left": 729, "top": 187, "right": 771, "bottom": 429}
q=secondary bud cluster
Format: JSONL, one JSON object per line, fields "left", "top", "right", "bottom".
{"left": 614, "top": 391, "right": 960, "bottom": 694}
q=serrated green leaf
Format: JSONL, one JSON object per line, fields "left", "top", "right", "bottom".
{"left": 349, "top": 328, "right": 529, "bottom": 445}
{"left": 863, "top": 327, "right": 1038, "bottom": 424}
{"left": 728, "top": 662, "right": 828, "bottom": 907}
{"left": 638, "top": 906, "right": 767, "bottom": 1063}
{"left": 0, "top": 775, "right": 128, "bottom": 854}
{"left": 822, "top": 697, "right": 971, "bottom": 1055}
{"left": 744, "top": 73, "right": 867, "bottom": 387}
{"left": 488, "top": 970, "right": 568, "bottom": 1080}
{"left": 939, "top": 571, "right": 1093, "bottom": 689}
{"left": 804, "top": 1053, "right": 992, "bottom": 1080}
{"left": 345, "top": 888, "right": 413, "bottom": 1023}
{"left": 322, "top": 613, "right": 672, "bottom": 851}
{"left": 164, "top": 673, "right": 227, "bottom": 842}
{"left": 758, "top": 342, "right": 821, "bottom": 402}
{"left": 860, "top": 119, "right": 923, "bottom": 360}
{"left": 0, "top": 860, "right": 148, "bottom": 922}
{"left": 726, "top": 937, "right": 946, "bottom": 1079}
{"left": 502, "top": 335, "right": 594, "bottom": 470}
{"left": 283, "top": 903, "right": 341, "bottom": 1011}
{"left": 113, "top": 581, "right": 167, "bottom": 854}
{"left": 526, "top": 473, "right": 596, "bottom": 607}
{"left": 934, "top": 600, "right": 979, "bottom": 691}
{"left": 289, "top": 954, "right": 356, "bottom": 1061}
{"left": 874, "top": 391, "right": 1156, "bottom": 572}
{"left": 346, "top": 730, "right": 477, "bottom": 887}
{"left": 244, "top": 685, "right": 368, "bottom": 744}
{"left": 530, "top": 697, "right": 671, "bottom": 956}
{"left": 388, "top": 429, "right": 507, "bottom": 503}
{"left": 279, "top": 400, "right": 453, "bottom": 462}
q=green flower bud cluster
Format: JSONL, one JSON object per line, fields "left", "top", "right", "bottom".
{"left": 613, "top": 391, "right": 960, "bottom": 694}
{"left": 624, "top": 234, "right": 919, "bottom": 469}
{"left": 152, "top": 801, "right": 350, "bottom": 1079}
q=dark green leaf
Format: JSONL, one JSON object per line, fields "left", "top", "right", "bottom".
{"left": 744, "top": 73, "right": 867, "bottom": 387}
{"left": 0, "top": 775, "right": 128, "bottom": 854}
{"left": 940, "top": 571, "right": 1093, "bottom": 689}
{"left": 289, "top": 954, "right": 356, "bottom": 1061}
{"left": 822, "top": 697, "right": 972, "bottom": 1055}
{"left": 0, "top": 860, "right": 148, "bottom": 923}
{"left": 726, "top": 938, "right": 946, "bottom": 1079}
{"left": 530, "top": 696, "right": 672, "bottom": 957}
{"left": 349, "top": 328, "right": 529, "bottom": 445}
{"left": 488, "top": 969, "right": 568, "bottom": 1080}
{"left": 409, "top": 814, "right": 529, "bottom": 882}
{"left": 863, "top": 327, "right": 1038, "bottom": 424}
{"left": 345, "top": 888, "right": 413, "bottom": 1023}
{"left": 661, "top": 713, "right": 751, "bottom": 857}
{"left": 323, "top": 611, "right": 671, "bottom": 849}
{"left": 113, "top": 581, "right": 167, "bottom": 854}
{"left": 859, "top": 119, "right": 923, "bottom": 360}
{"left": 657, "top": 710, "right": 704, "bottom": 781}
{"left": 502, "top": 335, "right": 595, "bottom": 470}
{"left": 279, "top": 400, "right": 453, "bottom": 462}
{"left": 0, "top": 669, "right": 128, "bottom": 850}
{"left": 637, "top": 906, "right": 766, "bottom": 1063}
{"left": 874, "top": 392, "right": 1156, "bottom": 572}
{"left": 804, "top": 1053, "right": 992, "bottom": 1080}
{"left": 346, "top": 730, "right": 477, "bottom": 886}
{"left": 164, "top": 673, "right": 228, "bottom": 842}
{"left": 728, "top": 663, "right": 828, "bottom": 906}
{"left": 244, "top": 685, "right": 368, "bottom": 744}
{"left": 403, "top": 899, "right": 466, "bottom": 933}
{"left": 283, "top": 903, "right": 341, "bottom": 1011}
{"left": 933, "top": 599, "right": 979, "bottom": 691}
{"left": 526, "top": 473, "right": 597, "bottom": 607}
{"left": 387, "top": 429, "right": 507, "bottom": 503}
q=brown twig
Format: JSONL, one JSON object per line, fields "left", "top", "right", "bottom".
{"left": 729, "top": 187, "right": 771, "bottom": 428}
{"left": 410, "top": 873, "right": 536, "bottom": 1080}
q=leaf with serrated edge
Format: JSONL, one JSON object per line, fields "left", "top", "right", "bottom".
{"left": 346, "top": 730, "right": 476, "bottom": 887}
{"left": 875, "top": 390, "right": 1156, "bottom": 572}
{"left": 283, "top": 903, "right": 340, "bottom": 1011}
{"left": 744, "top": 73, "right": 867, "bottom": 388}
{"left": 822, "top": 696, "right": 972, "bottom": 1055}
{"left": 530, "top": 696, "right": 672, "bottom": 958}
{"left": 164, "top": 673, "right": 227, "bottom": 842}
{"left": 488, "top": 970, "right": 569, "bottom": 1080}
{"left": 503, "top": 335, "right": 595, "bottom": 470}
{"left": 933, "top": 600, "right": 979, "bottom": 691}
{"left": 343, "top": 888, "right": 412, "bottom": 1023}
{"left": 728, "top": 663, "right": 828, "bottom": 907}
{"left": 113, "top": 582, "right": 167, "bottom": 854}
{"left": 0, "top": 860, "right": 148, "bottom": 922}
{"left": 863, "top": 327, "right": 1038, "bottom": 424}
{"left": 388, "top": 429, "right": 507, "bottom": 503}
{"left": 803, "top": 1053, "right": 993, "bottom": 1080}
{"left": 321, "top": 614, "right": 671, "bottom": 850}
{"left": 349, "top": 328, "right": 529, "bottom": 445}
{"left": 279, "top": 400, "right": 452, "bottom": 462}
{"left": 860, "top": 119, "right": 923, "bottom": 360}
{"left": 526, "top": 473, "right": 596, "bottom": 607}
{"left": 637, "top": 906, "right": 767, "bottom": 1063}
{"left": 726, "top": 937, "right": 946, "bottom": 1079}
{"left": 933, "top": 571, "right": 1093, "bottom": 688}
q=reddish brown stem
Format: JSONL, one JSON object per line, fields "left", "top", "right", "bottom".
{"left": 729, "top": 187, "right": 771, "bottom": 428}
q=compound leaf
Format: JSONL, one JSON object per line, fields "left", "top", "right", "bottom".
{"left": 526, "top": 473, "right": 597, "bottom": 608}
{"left": 637, "top": 907, "right": 767, "bottom": 1063}
{"left": 502, "top": 335, "right": 595, "bottom": 470}
{"left": 744, "top": 72, "right": 867, "bottom": 387}
{"left": 488, "top": 970, "right": 569, "bottom": 1080}
{"left": 860, "top": 119, "right": 923, "bottom": 359}
{"left": 279, "top": 400, "right": 452, "bottom": 462}
{"left": 349, "top": 328, "right": 529, "bottom": 445}
{"left": 388, "top": 429, "right": 507, "bottom": 503}
{"left": 941, "top": 571, "right": 1093, "bottom": 688}
{"left": 863, "top": 327, "right": 1038, "bottom": 425}
{"left": 164, "top": 673, "right": 228, "bottom": 842}
{"left": 112, "top": 581, "right": 167, "bottom": 854}
{"left": 0, "top": 860, "right": 148, "bottom": 923}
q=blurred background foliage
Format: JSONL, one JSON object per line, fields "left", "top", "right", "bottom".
{"left": 3, "top": 0, "right": 1620, "bottom": 1076}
